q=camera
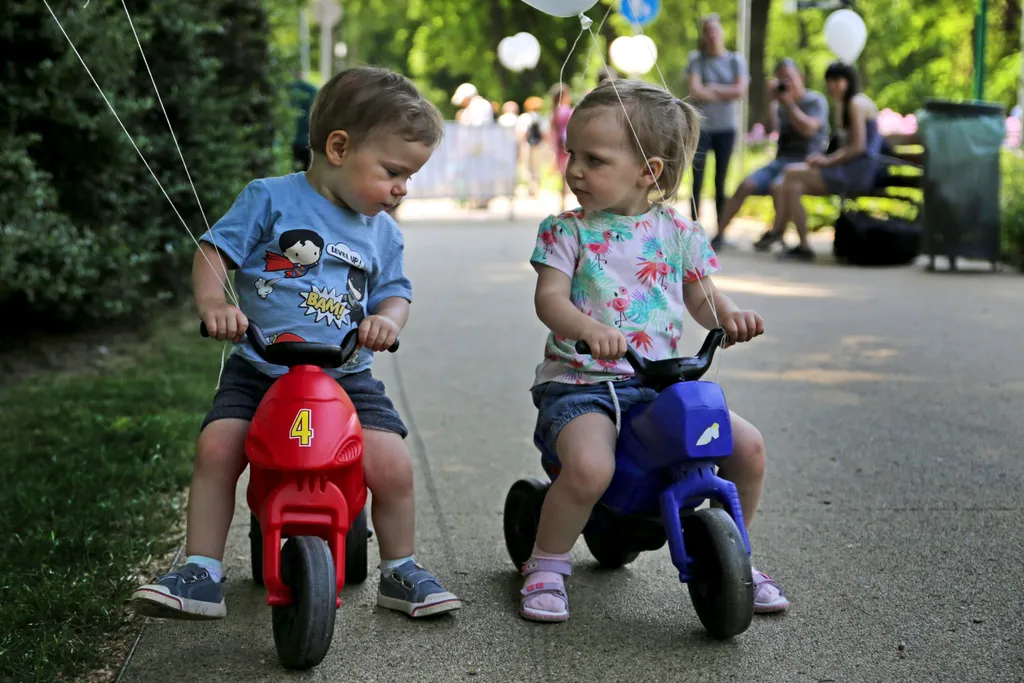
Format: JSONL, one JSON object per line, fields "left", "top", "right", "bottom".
{"left": 776, "top": 81, "right": 788, "bottom": 93}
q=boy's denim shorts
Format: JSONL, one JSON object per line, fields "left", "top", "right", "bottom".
{"left": 530, "top": 379, "right": 657, "bottom": 457}
{"left": 201, "top": 355, "right": 408, "bottom": 438}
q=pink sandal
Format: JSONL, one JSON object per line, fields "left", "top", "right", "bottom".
{"left": 519, "top": 557, "right": 572, "bottom": 622}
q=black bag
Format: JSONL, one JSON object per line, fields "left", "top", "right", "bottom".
{"left": 832, "top": 209, "right": 922, "bottom": 266}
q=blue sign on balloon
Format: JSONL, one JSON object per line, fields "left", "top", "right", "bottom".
{"left": 619, "top": 0, "right": 660, "bottom": 26}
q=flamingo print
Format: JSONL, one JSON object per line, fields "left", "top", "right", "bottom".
{"left": 539, "top": 228, "right": 557, "bottom": 254}
{"left": 586, "top": 230, "right": 613, "bottom": 265}
{"left": 656, "top": 261, "right": 672, "bottom": 288}
{"left": 668, "top": 323, "right": 681, "bottom": 353}
{"left": 607, "top": 286, "right": 630, "bottom": 326}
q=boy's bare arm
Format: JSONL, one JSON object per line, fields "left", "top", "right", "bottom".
{"left": 371, "top": 296, "right": 410, "bottom": 331}
{"left": 193, "top": 242, "right": 247, "bottom": 341}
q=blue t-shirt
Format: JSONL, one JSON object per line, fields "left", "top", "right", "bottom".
{"left": 198, "top": 172, "right": 412, "bottom": 378}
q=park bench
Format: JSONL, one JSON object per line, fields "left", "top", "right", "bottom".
{"left": 823, "top": 138, "right": 925, "bottom": 267}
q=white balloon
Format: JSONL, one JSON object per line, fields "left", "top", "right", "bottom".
{"left": 824, "top": 9, "right": 867, "bottom": 63}
{"left": 609, "top": 35, "right": 657, "bottom": 75}
{"left": 520, "top": 0, "right": 599, "bottom": 18}
{"left": 498, "top": 32, "right": 541, "bottom": 72}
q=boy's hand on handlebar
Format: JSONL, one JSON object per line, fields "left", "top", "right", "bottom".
{"left": 358, "top": 314, "right": 400, "bottom": 352}
{"left": 720, "top": 310, "right": 763, "bottom": 348}
{"left": 200, "top": 303, "right": 248, "bottom": 342}
{"left": 579, "top": 323, "right": 627, "bottom": 361}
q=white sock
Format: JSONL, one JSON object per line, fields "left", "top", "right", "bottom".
{"left": 379, "top": 554, "right": 415, "bottom": 572}
{"left": 186, "top": 555, "right": 223, "bottom": 583}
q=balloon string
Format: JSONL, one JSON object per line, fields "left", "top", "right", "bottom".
{"left": 41, "top": 1, "right": 239, "bottom": 311}
{"left": 581, "top": 22, "right": 723, "bottom": 358}
{"left": 119, "top": 0, "right": 238, "bottom": 308}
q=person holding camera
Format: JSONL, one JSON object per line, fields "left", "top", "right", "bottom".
{"left": 712, "top": 58, "right": 829, "bottom": 250}
{"left": 767, "top": 61, "right": 882, "bottom": 261}
{"left": 686, "top": 14, "right": 749, "bottom": 237}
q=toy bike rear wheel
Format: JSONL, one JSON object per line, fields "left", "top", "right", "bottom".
{"left": 584, "top": 530, "right": 640, "bottom": 569}
{"left": 503, "top": 478, "right": 549, "bottom": 569}
{"left": 583, "top": 508, "right": 639, "bottom": 569}
{"left": 682, "top": 508, "right": 754, "bottom": 640}
{"left": 345, "top": 508, "right": 368, "bottom": 585}
{"left": 271, "top": 535, "right": 337, "bottom": 670}
{"left": 250, "top": 513, "right": 264, "bottom": 586}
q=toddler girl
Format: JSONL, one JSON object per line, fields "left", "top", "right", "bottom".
{"left": 522, "top": 79, "right": 789, "bottom": 622}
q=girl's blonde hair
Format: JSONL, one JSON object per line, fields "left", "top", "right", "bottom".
{"left": 572, "top": 80, "right": 702, "bottom": 203}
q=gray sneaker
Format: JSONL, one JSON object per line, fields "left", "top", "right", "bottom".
{"left": 129, "top": 562, "right": 226, "bottom": 620}
{"left": 377, "top": 560, "right": 461, "bottom": 618}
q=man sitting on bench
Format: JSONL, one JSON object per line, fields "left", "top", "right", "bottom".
{"left": 711, "top": 58, "right": 829, "bottom": 252}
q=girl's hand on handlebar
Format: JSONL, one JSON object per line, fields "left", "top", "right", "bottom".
{"left": 579, "top": 323, "right": 627, "bottom": 361}
{"left": 720, "top": 310, "right": 763, "bottom": 348}
{"left": 200, "top": 303, "right": 248, "bottom": 342}
{"left": 358, "top": 315, "right": 400, "bottom": 352}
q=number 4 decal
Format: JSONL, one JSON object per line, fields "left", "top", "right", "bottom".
{"left": 290, "top": 408, "right": 314, "bottom": 447}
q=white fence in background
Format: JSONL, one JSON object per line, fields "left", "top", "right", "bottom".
{"left": 406, "top": 122, "right": 519, "bottom": 206}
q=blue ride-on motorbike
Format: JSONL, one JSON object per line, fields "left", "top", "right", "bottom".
{"left": 502, "top": 328, "right": 754, "bottom": 639}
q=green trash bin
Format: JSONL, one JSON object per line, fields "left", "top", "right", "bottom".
{"left": 916, "top": 99, "right": 1005, "bottom": 270}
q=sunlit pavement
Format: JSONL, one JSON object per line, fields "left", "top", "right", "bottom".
{"left": 121, "top": 201, "right": 1024, "bottom": 682}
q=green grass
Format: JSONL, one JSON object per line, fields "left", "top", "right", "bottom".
{"left": 0, "top": 312, "right": 223, "bottom": 682}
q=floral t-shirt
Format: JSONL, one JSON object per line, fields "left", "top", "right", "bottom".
{"left": 530, "top": 204, "right": 719, "bottom": 386}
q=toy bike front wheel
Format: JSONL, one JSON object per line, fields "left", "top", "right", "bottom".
{"left": 682, "top": 507, "right": 754, "bottom": 640}
{"left": 271, "top": 535, "right": 337, "bottom": 670}
{"left": 345, "top": 508, "right": 368, "bottom": 585}
{"left": 503, "top": 478, "right": 549, "bottom": 569}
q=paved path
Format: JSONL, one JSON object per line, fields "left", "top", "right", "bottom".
{"left": 121, "top": 212, "right": 1024, "bottom": 683}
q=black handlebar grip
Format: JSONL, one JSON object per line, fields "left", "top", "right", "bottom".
{"left": 388, "top": 340, "right": 400, "bottom": 353}
{"left": 199, "top": 321, "right": 210, "bottom": 338}
{"left": 574, "top": 340, "right": 591, "bottom": 356}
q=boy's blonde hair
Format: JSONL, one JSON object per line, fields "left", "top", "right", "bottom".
{"left": 572, "top": 80, "right": 702, "bottom": 203}
{"left": 308, "top": 65, "right": 444, "bottom": 154}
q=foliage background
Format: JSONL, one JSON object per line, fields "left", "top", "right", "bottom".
{"left": 3, "top": 0, "right": 1024, "bottom": 340}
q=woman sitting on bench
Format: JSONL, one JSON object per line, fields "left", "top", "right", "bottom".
{"left": 759, "top": 62, "right": 882, "bottom": 261}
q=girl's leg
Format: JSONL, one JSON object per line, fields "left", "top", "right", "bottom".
{"left": 522, "top": 412, "right": 617, "bottom": 621}
{"left": 716, "top": 411, "right": 789, "bottom": 613}
{"left": 535, "top": 412, "right": 617, "bottom": 552}
{"left": 711, "top": 130, "right": 737, "bottom": 223}
{"left": 715, "top": 411, "right": 765, "bottom": 528}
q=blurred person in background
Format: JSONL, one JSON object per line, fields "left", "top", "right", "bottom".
{"left": 685, "top": 13, "right": 748, "bottom": 247}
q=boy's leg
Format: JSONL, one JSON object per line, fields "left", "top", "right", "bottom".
{"left": 341, "top": 371, "right": 460, "bottom": 618}
{"left": 129, "top": 418, "right": 250, "bottom": 620}
{"left": 130, "top": 356, "right": 267, "bottom": 620}
{"left": 717, "top": 410, "right": 788, "bottom": 613}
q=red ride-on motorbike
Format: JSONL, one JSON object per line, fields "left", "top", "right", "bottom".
{"left": 200, "top": 320, "right": 396, "bottom": 670}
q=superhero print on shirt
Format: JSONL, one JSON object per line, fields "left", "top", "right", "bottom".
{"left": 296, "top": 256, "right": 369, "bottom": 333}
{"left": 254, "top": 229, "right": 325, "bottom": 299}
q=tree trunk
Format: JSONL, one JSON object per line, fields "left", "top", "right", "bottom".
{"left": 749, "top": 0, "right": 771, "bottom": 126}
